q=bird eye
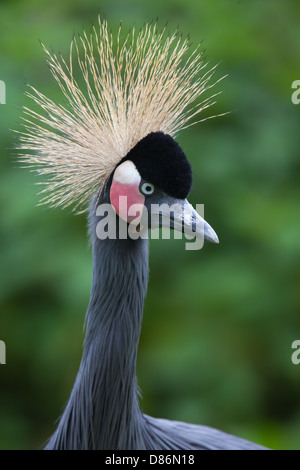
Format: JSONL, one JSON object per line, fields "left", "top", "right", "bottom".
{"left": 139, "top": 182, "right": 155, "bottom": 196}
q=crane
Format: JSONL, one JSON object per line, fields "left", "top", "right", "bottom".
{"left": 17, "top": 18, "right": 266, "bottom": 450}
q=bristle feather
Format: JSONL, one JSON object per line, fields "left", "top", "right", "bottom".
{"left": 17, "top": 18, "right": 221, "bottom": 212}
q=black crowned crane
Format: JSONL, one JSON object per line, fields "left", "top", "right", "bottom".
{"left": 17, "top": 19, "right": 266, "bottom": 450}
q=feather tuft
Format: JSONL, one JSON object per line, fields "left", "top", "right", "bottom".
{"left": 17, "top": 17, "right": 221, "bottom": 212}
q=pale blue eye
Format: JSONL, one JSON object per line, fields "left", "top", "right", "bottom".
{"left": 140, "top": 182, "right": 155, "bottom": 196}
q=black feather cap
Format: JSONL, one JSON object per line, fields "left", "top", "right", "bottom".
{"left": 119, "top": 132, "right": 193, "bottom": 199}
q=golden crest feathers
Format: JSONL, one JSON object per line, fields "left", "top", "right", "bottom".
{"left": 17, "top": 17, "right": 220, "bottom": 212}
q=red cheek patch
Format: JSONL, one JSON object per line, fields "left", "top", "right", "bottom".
{"left": 110, "top": 180, "right": 145, "bottom": 224}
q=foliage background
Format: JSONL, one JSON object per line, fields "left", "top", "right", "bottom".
{"left": 0, "top": 0, "right": 300, "bottom": 450}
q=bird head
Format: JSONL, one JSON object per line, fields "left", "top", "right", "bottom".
{"left": 110, "top": 132, "right": 218, "bottom": 243}
{"left": 17, "top": 17, "right": 222, "bottom": 245}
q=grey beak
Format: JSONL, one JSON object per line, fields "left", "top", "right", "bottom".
{"left": 203, "top": 219, "right": 219, "bottom": 243}
{"left": 146, "top": 197, "right": 219, "bottom": 244}
{"left": 174, "top": 198, "right": 219, "bottom": 244}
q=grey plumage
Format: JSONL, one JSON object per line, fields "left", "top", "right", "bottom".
{"left": 45, "top": 186, "right": 266, "bottom": 450}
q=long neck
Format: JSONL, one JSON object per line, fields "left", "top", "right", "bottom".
{"left": 46, "top": 192, "right": 149, "bottom": 450}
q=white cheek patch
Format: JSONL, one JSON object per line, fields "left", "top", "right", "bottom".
{"left": 110, "top": 160, "right": 145, "bottom": 224}
{"left": 113, "top": 160, "right": 141, "bottom": 185}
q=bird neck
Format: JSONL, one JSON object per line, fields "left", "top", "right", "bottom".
{"left": 48, "top": 191, "right": 149, "bottom": 449}
{"left": 84, "top": 214, "right": 149, "bottom": 449}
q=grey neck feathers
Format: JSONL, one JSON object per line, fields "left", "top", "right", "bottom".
{"left": 45, "top": 189, "right": 149, "bottom": 450}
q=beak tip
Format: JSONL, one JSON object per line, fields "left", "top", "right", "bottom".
{"left": 209, "top": 234, "right": 219, "bottom": 244}
{"left": 204, "top": 222, "right": 219, "bottom": 244}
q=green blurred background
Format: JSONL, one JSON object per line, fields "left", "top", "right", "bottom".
{"left": 1, "top": 0, "right": 300, "bottom": 450}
